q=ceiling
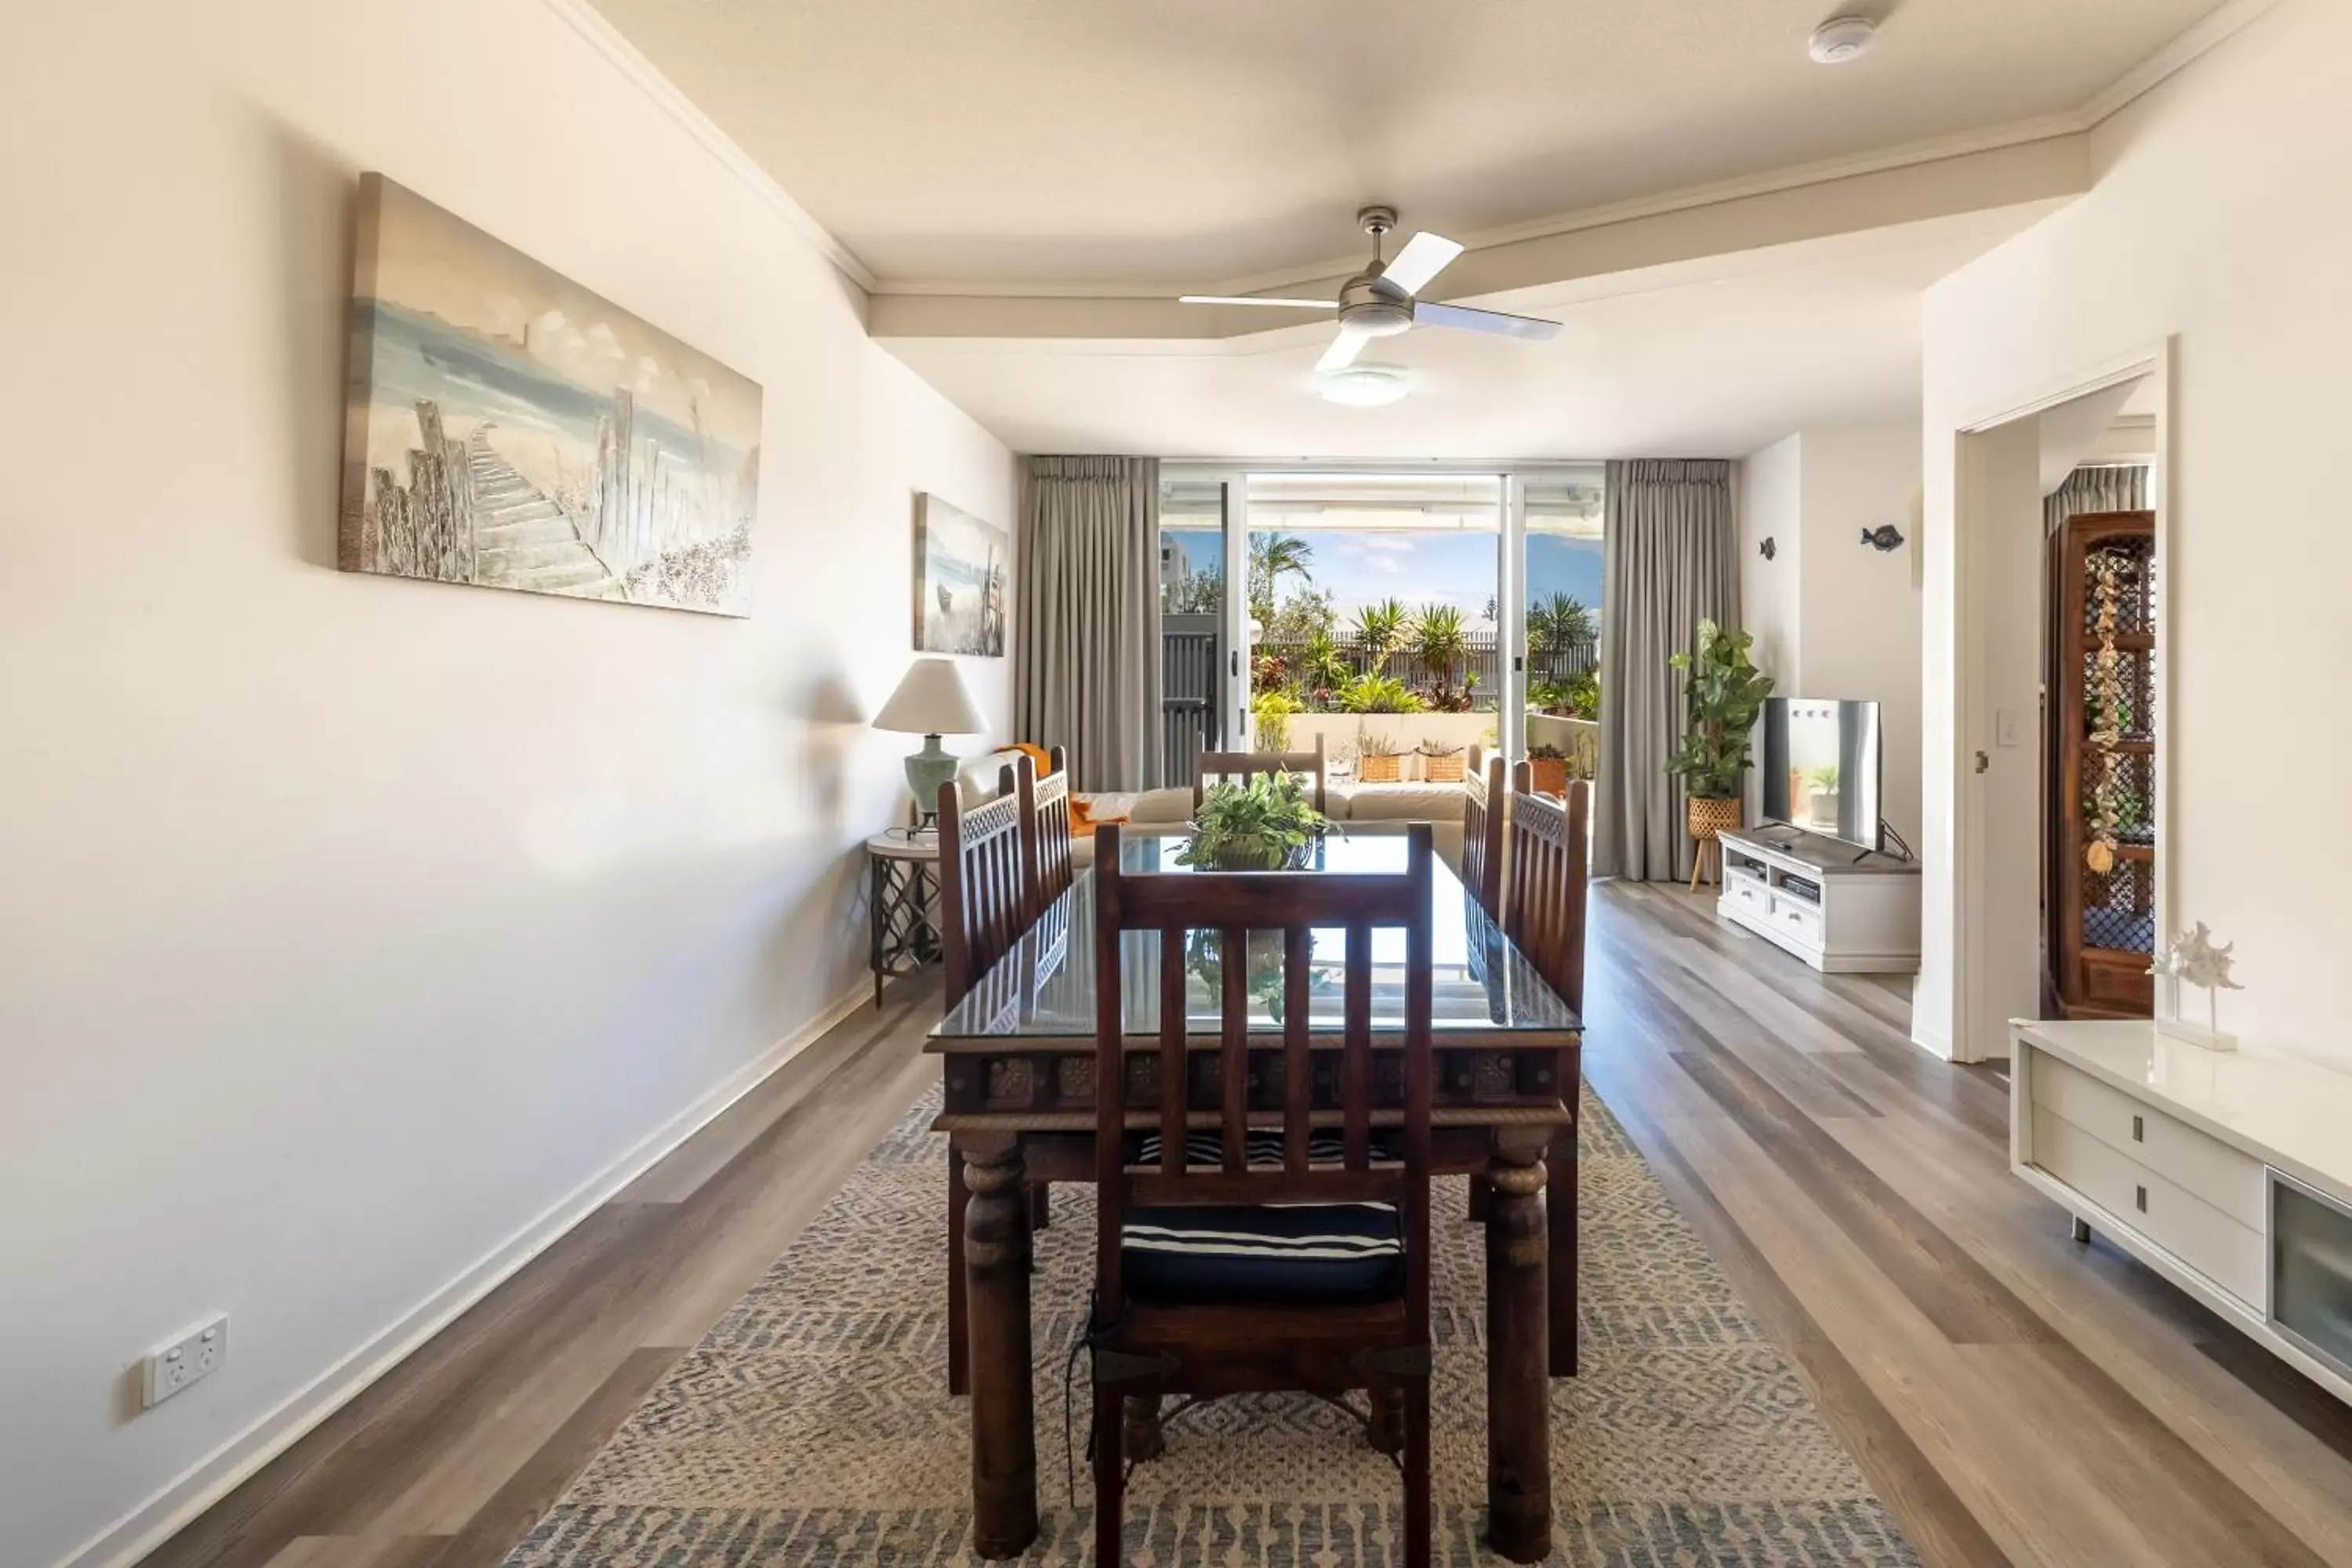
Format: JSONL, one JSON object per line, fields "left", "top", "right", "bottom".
{"left": 593, "top": 0, "right": 2225, "bottom": 289}
{"left": 880, "top": 209, "right": 2048, "bottom": 459}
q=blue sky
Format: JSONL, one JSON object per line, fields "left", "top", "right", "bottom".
{"left": 1171, "top": 529, "right": 1601, "bottom": 630}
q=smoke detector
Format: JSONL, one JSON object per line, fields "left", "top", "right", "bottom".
{"left": 1808, "top": 15, "right": 1877, "bottom": 64}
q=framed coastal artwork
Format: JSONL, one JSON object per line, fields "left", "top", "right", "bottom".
{"left": 339, "top": 173, "right": 764, "bottom": 616}
{"left": 913, "top": 493, "right": 1008, "bottom": 657}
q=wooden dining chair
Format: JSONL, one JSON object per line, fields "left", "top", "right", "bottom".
{"left": 1505, "top": 765, "right": 1588, "bottom": 1376}
{"left": 937, "top": 776, "right": 1034, "bottom": 1398}
{"left": 1000, "top": 746, "right": 1073, "bottom": 924}
{"left": 1085, "top": 822, "right": 1435, "bottom": 1568}
{"left": 1192, "top": 734, "right": 1328, "bottom": 813}
{"left": 1461, "top": 742, "right": 1507, "bottom": 921}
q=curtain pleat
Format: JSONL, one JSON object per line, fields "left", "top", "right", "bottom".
{"left": 2045, "top": 465, "right": 2150, "bottom": 533}
{"left": 1012, "top": 456, "right": 1163, "bottom": 792}
{"left": 1594, "top": 459, "right": 1740, "bottom": 883}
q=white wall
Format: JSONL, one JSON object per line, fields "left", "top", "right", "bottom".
{"left": 1917, "top": 0, "right": 2350, "bottom": 1065}
{"left": 1735, "top": 424, "right": 1925, "bottom": 847}
{"left": 1797, "top": 423, "right": 1926, "bottom": 852}
{"left": 0, "top": 4, "right": 1013, "bottom": 1565}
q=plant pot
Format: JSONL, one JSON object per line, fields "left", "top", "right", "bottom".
{"left": 1525, "top": 757, "right": 1568, "bottom": 797}
{"left": 1686, "top": 795, "right": 1742, "bottom": 842}
{"left": 1359, "top": 753, "right": 1403, "bottom": 784}
{"left": 1419, "top": 752, "right": 1466, "bottom": 784}
{"left": 1201, "top": 840, "right": 1316, "bottom": 872}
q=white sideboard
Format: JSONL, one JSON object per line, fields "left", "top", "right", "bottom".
{"left": 2011, "top": 1018, "right": 2352, "bottom": 1405}
{"left": 1715, "top": 827, "right": 1920, "bottom": 973}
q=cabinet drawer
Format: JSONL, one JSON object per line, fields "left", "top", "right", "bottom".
{"left": 1722, "top": 875, "right": 1769, "bottom": 917}
{"left": 2031, "top": 1054, "right": 2265, "bottom": 1228}
{"left": 2031, "top": 1107, "right": 2264, "bottom": 1307}
{"left": 1767, "top": 892, "right": 1824, "bottom": 946}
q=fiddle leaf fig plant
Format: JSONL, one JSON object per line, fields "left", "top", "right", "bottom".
{"left": 1664, "top": 619, "right": 1775, "bottom": 801}
{"left": 1177, "top": 772, "right": 1333, "bottom": 870}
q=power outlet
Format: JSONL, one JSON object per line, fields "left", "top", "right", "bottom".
{"left": 141, "top": 1314, "right": 228, "bottom": 1409}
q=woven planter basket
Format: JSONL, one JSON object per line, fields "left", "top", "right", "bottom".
{"left": 1359, "top": 753, "right": 1403, "bottom": 784}
{"left": 1419, "top": 753, "right": 1466, "bottom": 784}
{"left": 1686, "top": 796, "right": 1743, "bottom": 841}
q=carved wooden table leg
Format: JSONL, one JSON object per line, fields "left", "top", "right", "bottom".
{"left": 962, "top": 1133, "right": 1037, "bottom": 1558}
{"left": 1485, "top": 1131, "right": 1552, "bottom": 1564}
{"left": 1122, "top": 1391, "right": 1166, "bottom": 1461}
{"left": 1367, "top": 1387, "right": 1406, "bottom": 1456}
{"left": 1548, "top": 1075, "right": 1579, "bottom": 1377}
{"left": 948, "top": 1146, "right": 969, "bottom": 1396}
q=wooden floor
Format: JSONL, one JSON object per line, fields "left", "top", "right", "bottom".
{"left": 149, "top": 888, "right": 2352, "bottom": 1567}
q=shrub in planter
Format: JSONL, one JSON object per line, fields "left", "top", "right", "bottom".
{"left": 1357, "top": 731, "right": 1404, "bottom": 784}
{"left": 1339, "top": 673, "right": 1427, "bottom": 714}
{"left": 1416, "top": 737, "right": 1467, "bottom": 783}
{"left": 1176, "top": 772, "right": 1332, "bottom": 870}
{"left": 1666, "top": 618, "right": 1773, "bottom": 836}
{"left": 1525, "top": 745, "right": 1570, "bottom": 797}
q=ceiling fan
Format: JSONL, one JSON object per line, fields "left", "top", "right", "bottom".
{"left": 1180, "top": 205, "right": 1562, "bottom": 372}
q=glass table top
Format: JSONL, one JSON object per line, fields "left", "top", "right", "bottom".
{"left": 931, "top": 830, "right": 1581, "bottom": 1043}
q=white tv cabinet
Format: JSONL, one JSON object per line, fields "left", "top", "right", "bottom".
{"left": 1714, "top": 826, "right": 1920, "bottom": 973}
{"left": 2012, "top": 1018, "right": 2352, "bottom": 1406}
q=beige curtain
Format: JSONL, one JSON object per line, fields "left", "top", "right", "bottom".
{"left": 1014, "top": 456, "right": 1163, "bottom": 792}
{"left": 2045, "top": 464, "right": 2150, "bottom": 533}
{"left": 1594, "top": 459, "right": 1740, "bottom": 882}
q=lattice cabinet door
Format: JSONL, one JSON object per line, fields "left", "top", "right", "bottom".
{"left": 2047, "top": 510, "right": 2156, "bottom": 1019}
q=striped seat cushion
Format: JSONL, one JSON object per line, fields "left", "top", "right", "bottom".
{"left": 1120, "top": 1202, "right": 1403, "bottom": 1305}
{"left": 1129, "top": 1131, "right": 1398, "bottom": 1169}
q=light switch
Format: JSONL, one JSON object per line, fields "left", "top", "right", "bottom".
{"left": 1995, "top": 708, "right": 2022, "bottom": 748}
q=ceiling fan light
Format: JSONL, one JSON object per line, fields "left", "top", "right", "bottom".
{"left": 1319, "top": 363, "right": 1413, "bottom": 408}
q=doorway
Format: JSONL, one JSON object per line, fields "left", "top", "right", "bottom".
{"left": 1941, "top": 347, "right": 2169, "bottom": 1062}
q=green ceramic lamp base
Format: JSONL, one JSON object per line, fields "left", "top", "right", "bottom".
{"left": 903, "top": 734, "right": 961, "bottom": 817}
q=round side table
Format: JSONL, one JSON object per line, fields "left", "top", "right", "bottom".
{"left": 866, "top": 828, "right": 942, "bottom": 1006}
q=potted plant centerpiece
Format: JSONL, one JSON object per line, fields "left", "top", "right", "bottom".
{"left": 1665, "top": 618, "right": 1775, "bottom": 855}
{"left": 1176, "top": 772, "right": 1334, "bottom": 871}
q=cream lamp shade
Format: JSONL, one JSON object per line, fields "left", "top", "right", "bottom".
{"left": 874, "top": 658, "right": 988, "bottom": 816}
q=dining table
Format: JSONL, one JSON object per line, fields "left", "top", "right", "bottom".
{"left": 928, "top": 829, "right": 1583, "bottom": 1562}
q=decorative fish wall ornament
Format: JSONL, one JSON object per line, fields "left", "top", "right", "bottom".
{"left": 1861, "top": 524, "right": 1906, "bottom": 553}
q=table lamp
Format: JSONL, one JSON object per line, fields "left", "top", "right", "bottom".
{"left": 873, "top": 657, "right": 988, "bottom": 817}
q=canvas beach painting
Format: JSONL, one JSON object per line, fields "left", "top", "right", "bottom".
{"left": 340, "top": 174, "right": 763, "bottom": 615}
{"left": 913, "top": 493, "right": 1008, "bottom": 656}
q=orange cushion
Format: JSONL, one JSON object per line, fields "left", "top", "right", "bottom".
{"left": 1069, "top": 796, "right": 1126, "bottom": 840}
{"left": 1009, "top": 742, "right": 1057, "bottom": 778}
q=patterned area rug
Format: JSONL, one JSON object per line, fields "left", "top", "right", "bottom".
{"left": 505, "top": 1089, "right": 1918, "bottom": 1566}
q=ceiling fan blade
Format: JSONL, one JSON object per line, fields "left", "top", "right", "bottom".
{"left": 1413, "top": 300, "right": 1562, "bottom": 342}
{"left": 1379, "top": 231, "right": 1465, "bottom": 297}
{"left": 1317, "top": 327, "right": 1371, "bottom": 372}
{"left": 1178, "top": 295, "right": 1336, "bottom": 310}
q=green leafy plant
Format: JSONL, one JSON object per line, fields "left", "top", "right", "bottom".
{"left": 1414, "top": 736, "right": 1464, "bottom": 757}
{"left": 1528, "top": 743, "right": 1567, "bottom": 761}
{"left": 1351, "top": 597, "right": 1414, "bottom": 673}
{"left": 1562, "top": 666, "right": 1600, "bottom": 720}
{"left": 1177, "top": 772, "right": 1333, "bottom": 870}
{"left": 1338, "top": 673, "right": 1428, "bottom": 713}
{"left": 1253, "top": 688, "right": 1299, "bottom": 750}
{"left": 1665, "top": 619, "right": 1776, "bottom": 800}
{"left": 1300, "top": 627, "right": 1352, "bottom": 702}
{"left": 1528, "top": 680, "right": 1573, "bottom": 713}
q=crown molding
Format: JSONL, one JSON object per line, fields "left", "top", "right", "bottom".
{"left": 2078, "top": 0, "right": 2281, "bottom": 126}
{"left": 537, "top": 0, "right": 878, "bottom": 293}
{"left": 873, "top": 0, "right": 2283, "bottom": 304}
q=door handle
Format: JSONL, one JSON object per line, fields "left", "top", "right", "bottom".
{"left": 1974, "top": 750, "right": 1990, "bottom": 775}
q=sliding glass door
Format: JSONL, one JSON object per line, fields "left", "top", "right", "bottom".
{"left": 1156, "top": 463, "right": 1604, "bottom": 797}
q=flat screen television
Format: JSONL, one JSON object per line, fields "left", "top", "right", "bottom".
{"left": 1760, "top": 698, "right": 1882, "bottom": 851}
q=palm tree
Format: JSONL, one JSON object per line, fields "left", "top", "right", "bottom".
{"left": 1528, "top": 593, "right": 1596, "bottom": 655}
{"left": 1351, "top": 597, "right": 1413, "bottom": 674}
{"left": 1247, "top": 533, "right": 1314, "bottom": 625}
{"left": 1413, "top": 602, "right": 1470, "bottom": 688}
